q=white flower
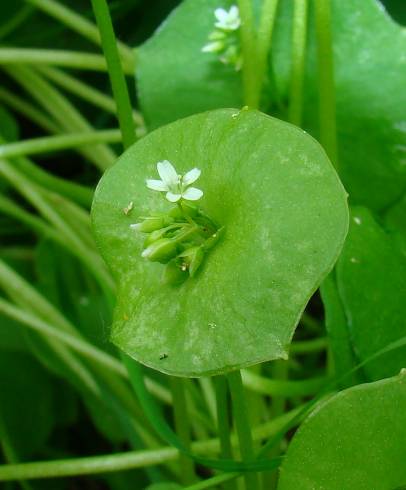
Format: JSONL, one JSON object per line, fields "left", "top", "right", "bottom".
{"left": 214, "top": 6, "right": 240, "bottom": 31}
{"left": 146, "top": 160, "right": 203, "bottom": 203}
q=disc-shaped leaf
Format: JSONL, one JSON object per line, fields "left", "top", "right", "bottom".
{"left": 336, "top": 207, "right": 406, "bottom": 381}
{"left": 278, "top": 372, "right": 406, "bottom": 490}
{"left": 136, "top": 0, "right": 243, "bottom": 129}
{"left": 272, "top": 0, "right": 406, "bottom": 211}
{"left": 92, "top": 109, "right": 348, "bottom": 376}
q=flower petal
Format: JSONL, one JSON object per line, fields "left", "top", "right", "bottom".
{"left": 146, "top": 179, "right": 168, "bottom": 191}
{"left": 166, "top": 191, "right": 182, "bottom": 202}
{"left": 182, "top": 187, "right": 203, "bottom": 201}
{"left": 157, "top": 160, "right": 179, "bottom": 187}
{"left": 214, "top": 8, "right": 227, "bottom": 22}
{"left": 183, "top": 168, "right": 201, "bottom": 186}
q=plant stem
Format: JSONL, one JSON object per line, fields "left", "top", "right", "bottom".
{"left": 0, "top": 405, "right": 303, "bottom": 481}
{"left": 4, "top": 65, "right": 116, "bottom": 169}
{"left": 289, "top": 336, "right": 327, "bottom": 354}
{"left": 241, "top": 370, "right": 327, "bottom": 397}
{"left": 26, "top": 0, "right": 134, "bottom": 68}
{"left": 91, "top": 0, "right": 136, "bottom": 150}
{"left": 227, "top": 370, "right": 260, "bottom": 490}
{"left": 288, "top": 0, "right": 308, "bottom": 126}
{"left": 185, "top": 472, "right": 239, "bottom": 490}
{"left": 214, "top": 376, "right": 234, "bottom": 490}
{"left": 0, "top": 48, "right": 135, "bottom": 73}
{"left": 0, "top": 129, "right": 121, "bottom": 158}
{"left": 0, "top": 86, "right": 60, "bottom": 133}
{"left": 169, "top": 378, "right": 195, "bottom": 484}
{"left": 238, "top": 0, "right": 257, "bottom": 107}
{"left": 314, "top": 0, "right": 338, "bottom": 168}
{"left": 37, "top": 66, "right": 145, "bottom": 131}
{"left": 253, "top": 0, "right": 279, "bottom": 109}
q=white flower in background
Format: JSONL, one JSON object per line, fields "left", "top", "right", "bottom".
{"left": 214, "top": 6, "right": 240, "bottom": 31}
{"left": 146, "top": 160, "right": 203, "bottom": 202}
{"left": 201, "top": 5, "right": 242, "bottom": 70}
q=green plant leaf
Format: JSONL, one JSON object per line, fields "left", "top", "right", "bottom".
{"left": 92, "top": 108, "right": 348, "bottom": 376}
{"left": 136, "top": 0, "right": 243, "bottom": 129}
{"left": 278, "top": 371, "right": 406, "bottom": 490}
{"left": 271, "top": 0, "right": 406, "bottom": 211}
{"left": 0, "top": 352, "right": 55, "bottom": 458}
{"left": 336, "top": 206, "right": 406, "bottom": 380}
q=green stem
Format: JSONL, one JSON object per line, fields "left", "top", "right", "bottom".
{"left": 288, "top": 0, "right": 308, "bottom": 126}
{"left": 185, "top": 473, "right": 239, "bottom": 490}
{"left": 214, "top": 376, "right": 234, "bottom": 490}
{"left": 253, "top": 0, "right": 279, "bottom": 109}
{"left": 0, "top": 5, "right": 34, "bottom": 41}
{"left": 37, "top": 66, "right": 145, "bottom": 131}
{"left": 227, "top": 370, "right": 260, "bottom": 490}
{"left": 91, "top": 0, "right": 136, "bottom": 150}
{"left": 241, "top": 370, "right": 327, "bottom": 397}
{"left": 0, "top": 48, "right": 135, "bottom": 73}
{"left": 0, "top": 405, "right": 303, "bottom": 481}
{"left": 26, "top": 0, "right": 134, "bottom": 68}
{"left": 4, "top": 65, "right": 116, "bottom": 169}
{"left": 238, "top": 0, "right": 257, "bottom": 107}
{"left": 314, "top": 0, "right": 338, "bottom": 167}
{"left": 169, "top": 378, "right": 195, "bottom": 484}
{"left": 0, "top": 86, "right": 60, "bottom": 133}
{"left": 289, "top": 336, "right": 327, "bottom": 354}
{"left": 0, "top": 129, "right": 121, "bottom": 158}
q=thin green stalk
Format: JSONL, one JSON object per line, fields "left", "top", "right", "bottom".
{"left": 0, "top": 48, "right": 135, "bottom": 73}
{"left": 290, "top": 336, "right": 327, "bottom": 354}
{"left": 91, "top": 0, "right": 136, "bottom": 149}
{"left": 314, "top": 0, "right": 338, "bottom": 167}
{"left": 4, "top": 65, "right": 116, "bottom": 169}
{"left": 37, "top": 66, "right": 145, "bottom": 131}
{"left": 0, "top": 86, "right": 60, "bottom": 133}
{"left": 185, "top": 473, "right": 240, "bottom": 490}
{"left": 301, "top": 311, "right": 322, "bottom": 332}
{"left": 238, "top": 0, "right": 257, "bottom": 106}
{"left": 0, "top": 129, "right": 121, "bottom": 158}
{"left": 288, "top": 0, "right": 308, "bottom": 126}
{"left": 0, "top": 405, "right": 303, "bottom": 481}
{"left": 169, "top": 378, "right": 196, "bottom": 484}
{"left": 253, "top": 0, "right": 279, "bottom": 109}
{"left": 198, "top": 377, "right": 217, "bottom": 424}
{"left": 242, "top": 369, "right": 327, "bottom": 397}
{"left": 26, "top": 0, "right": 134, "bottom": 68}
{"left": 12, "top": 155, "right": 94, "bottom": 208}
{"left": 227, "top": 370, "right": 260, "bottom": 490}
{"left": 0, "top": 5, "right": 34, "bottom": 41}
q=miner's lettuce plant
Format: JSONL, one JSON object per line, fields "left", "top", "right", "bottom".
{"left": 0, "top": 0, "right": 405, "bottom": 489}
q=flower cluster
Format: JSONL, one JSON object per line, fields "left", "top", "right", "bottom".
{"left": 130, "top": 161, "right": 223, "bottom": 285}
{"left": 202, "top": 6, "right": 242, "bottom": 71}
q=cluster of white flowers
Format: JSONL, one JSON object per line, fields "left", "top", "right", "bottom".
{"left": 202, "top": 6, "right": 242, "bottom": 71}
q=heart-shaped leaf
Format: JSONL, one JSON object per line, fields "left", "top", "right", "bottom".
{"left": 92, "top": 109, "right": 348, "bottom": 376}
{"left": 278, "top": 372, "right": 406, "bottom": 489}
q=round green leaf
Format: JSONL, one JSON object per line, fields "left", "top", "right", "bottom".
{"left": 278, "top": 372, "right": 406, "bottom": 490}
{"left": 92, "top": 109, "right": 348, "bottom": 376}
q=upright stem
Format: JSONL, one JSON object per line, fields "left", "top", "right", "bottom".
{"left": 227, "top": 370, "right": 260, "bottom": 490}
{"left": 238, "top": 0, "right": 257, "bottom": 107}
{"left": 91, "top": 0, "right": 136, "bottom": 150}
{"left": 169, "top": 378, "right": 195, "bottom": 484}
{"left": 288, "top": 0, "right": 308, "bottom": 126}
{"left": 214, "top": 376, "right": 234, "bottom": 490}
{"left": 314, "top": 0, "right": 338, "bottom": 168}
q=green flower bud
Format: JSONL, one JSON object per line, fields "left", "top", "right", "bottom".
{"left": 143, "top": 228, "right": 167, "bottom": 247}
{"left": 169, "top": 202, "right": 199, "bottom": 219}
{"left": 142, "top": 238, "right": 178, "bottom": 263}
{"left": 179, "top": 246, "right": 205, "bottom": 277}
{"left": 162, "top": 260, "right": 188, "bottom": 286}
{"left": 202, "top": 226, "right": 224, "bottom": 251}
{"left": 131, "top": 215, "right": 173, "bottom": 233}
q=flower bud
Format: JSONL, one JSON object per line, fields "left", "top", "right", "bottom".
{"left": 161, "top": 260, "right": 188, "bottom": 286}
{"left": 202, "top": 226, "right": 224, "bottom": 251}
{"left": 169, "top": 202, "right": 198, "bottom": 219}
{"left": 131, "top": 215, "right": 173, "bottom": 233}
{"left": 179, "top": 246, "right": 205, "bottom": 277}
{"left": 141, "top": 238, "right": 178, "bottom": 263}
